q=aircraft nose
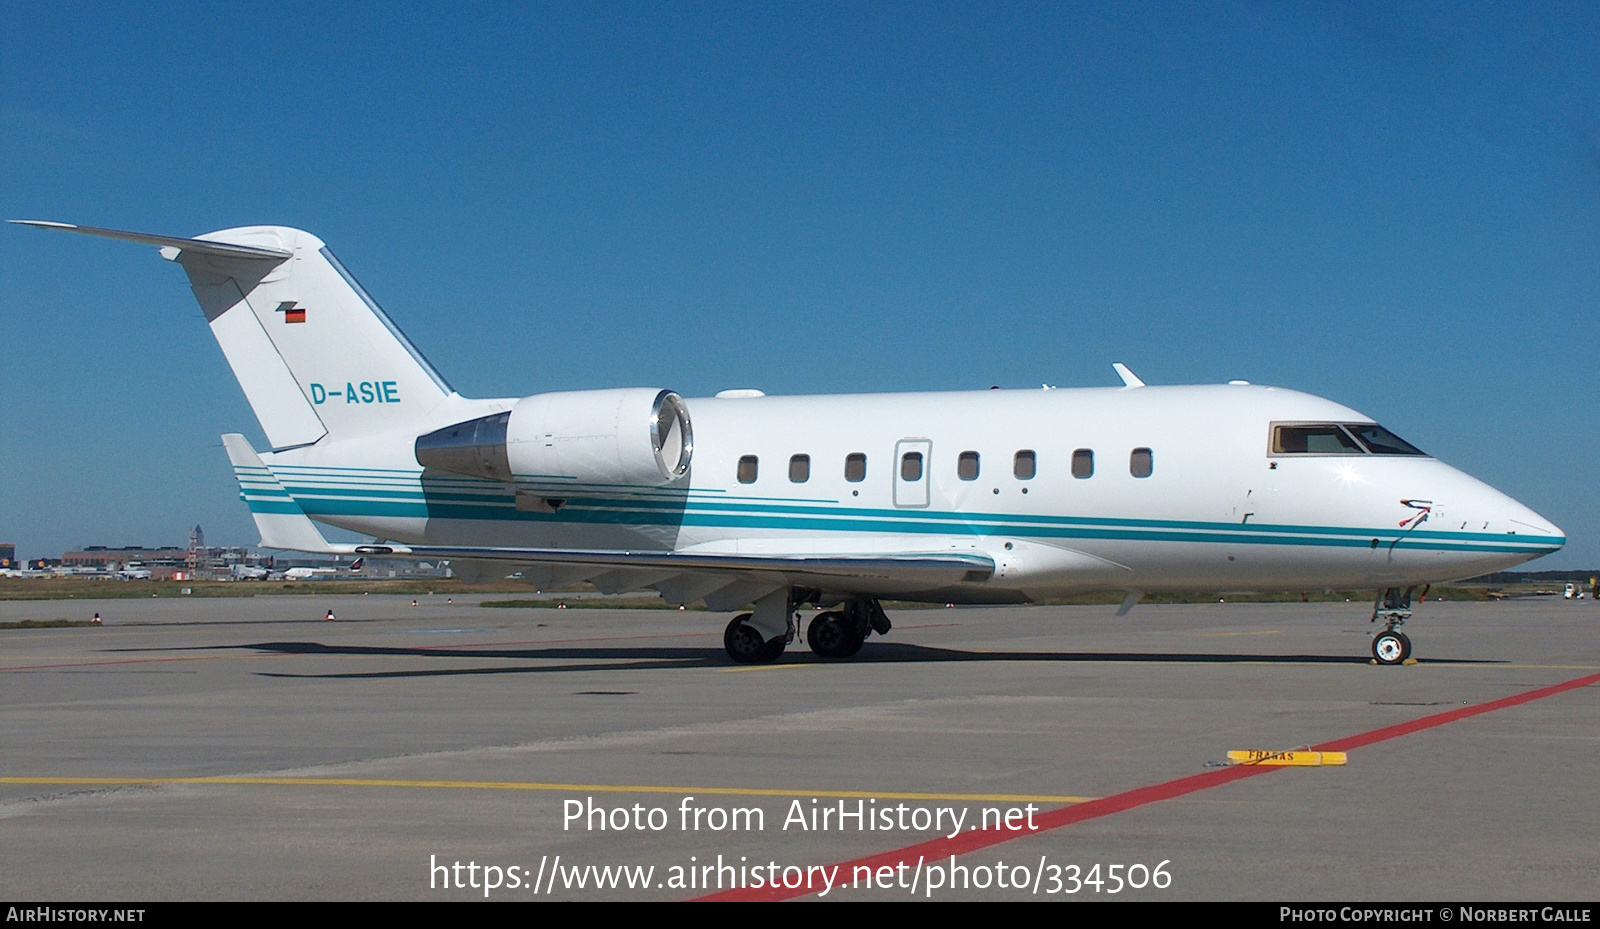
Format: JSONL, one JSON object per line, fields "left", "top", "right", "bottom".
{"left": 1434, "top": 467, "right": 1564, "bottom": 567}
{"left": 1507, "top": 497, "right": 1563, "bottom": 542}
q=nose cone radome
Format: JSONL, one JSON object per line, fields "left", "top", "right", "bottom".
{"left": 1507, "top": 497, "right": 1563, "bottom": 545}
{"left": 1425, "top": 464, "right": 1564, "bottom": 574}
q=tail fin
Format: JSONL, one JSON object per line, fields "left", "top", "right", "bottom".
{"left": 12, "top": 221, "right": 455, "bottom": 450}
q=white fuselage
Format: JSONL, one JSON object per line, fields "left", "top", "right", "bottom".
{"left": 257, "top": 383, "right": 1563, "bottom": 601}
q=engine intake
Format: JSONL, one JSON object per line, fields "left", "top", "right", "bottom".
{"left": 415, "top": 388, "right": 692, "bottom": 492}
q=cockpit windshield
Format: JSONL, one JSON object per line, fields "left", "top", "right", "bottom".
{"left": 1343, "top": 424, "right": 1426, "bottom": 456}
{"left": 1271, "top": 423, "right": 1428, "bottom": 457}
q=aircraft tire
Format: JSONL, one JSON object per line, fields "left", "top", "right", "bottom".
{"left": 724, "top": 613, "right": 779, "bottom": 664}
{"left": 838, "top": 615, "right": 868, "bottom": 657}
{"left": 1372, "top": 630, "right": 1411, "bottom": 665}
{"left": 807, "top": 611, "right": 855, "bottom": 658}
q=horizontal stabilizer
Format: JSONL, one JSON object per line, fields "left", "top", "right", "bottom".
{"left": 221, "top": 434, "right": 353, "bottom": 554}
{"left": 9, "top": 220, "right": 292, "bottom": 260}
{"left": 16, "top": 219, "right": 456, "bottom": 450}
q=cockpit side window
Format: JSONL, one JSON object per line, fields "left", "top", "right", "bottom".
{"left": 1270, "top": 423, "right": 1430, "bottom": 457}
{"left": 1272, "top": 425, "right": 1364, "bottom": 455}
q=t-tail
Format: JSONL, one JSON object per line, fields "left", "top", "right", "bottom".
{"left": 10, "top": 221, "right": 456, "bottom": 450}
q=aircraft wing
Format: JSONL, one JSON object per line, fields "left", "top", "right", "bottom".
{"left": 354, "top": 543, "right": 993, "bottom": 608}
{"left": 351, "top": 542, "right": 994, "bottom": 586}
{"left": 222, "top": 433, "right": 993, "bottom": 603}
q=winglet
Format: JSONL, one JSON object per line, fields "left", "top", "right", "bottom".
{"left": 1112, "top": 363, "right": 1145, "bottom": 388}
{"left": 222, "top": 434, "right": 352, "bottom": 554}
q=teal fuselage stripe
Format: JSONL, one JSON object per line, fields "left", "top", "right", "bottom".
{"left": 236, "top": 479, "right": 1563, "bottom": 556}
{"left": 260, "top": 482, "right": 1530, "bottom": 543}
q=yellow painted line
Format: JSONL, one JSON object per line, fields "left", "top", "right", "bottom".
{"left": 1466, "top": 664, "right": 1600, "bottom": 672}
{"left": 718, "top": 662, "right": 818, "bottom": 673}
{"left": 1226, "top": 750, "right": 1347, "bottom": 767}
{"left": 0, "top": 777, "right": 1093, "bottom": 805}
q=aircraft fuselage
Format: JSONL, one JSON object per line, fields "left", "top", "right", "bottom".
{"left": 259, "top": 382, "right": 1561, "bottom": 602}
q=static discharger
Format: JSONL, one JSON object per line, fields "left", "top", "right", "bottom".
{"left": 1226, "top": 749, "right": 1348, "bottom": 767}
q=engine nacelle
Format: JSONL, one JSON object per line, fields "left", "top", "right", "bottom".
{"left": 415, "top": 388, "right": 692, "bottom": 493}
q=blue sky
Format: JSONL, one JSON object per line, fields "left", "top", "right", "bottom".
{"left": 2, "top": 2, "right": 1595, "bottom": 569}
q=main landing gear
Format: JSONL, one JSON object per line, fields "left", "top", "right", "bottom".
{"left": 724, "top": 614, "right": 787, "bottom": 663}
{"left": 722, "top": 596, "right": 892, "bottom": 664}
{"left": 1370, "top": 585, "right": 1427, "bottom": 665}
{"left": 806, "top": 599, "right": 891, "bottom": 659}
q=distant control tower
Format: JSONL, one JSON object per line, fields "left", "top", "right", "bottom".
{"left": 186, "top": 525, "right": 203, "bottom": 579}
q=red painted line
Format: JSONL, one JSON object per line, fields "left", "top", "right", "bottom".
{"left": 417, "top": 622, "right": 958, "bottom": 651}
{"left": 1314, "top": 670, "right": 1600, "bottom": 752}
{"left": 417, "top": 631, "right": 716, "bottom": 650}
{"left": 0, "top": 654, "right": 239, "bottom": 672}
{"left": 4, "top": 630, "right": 714, "bottom": 670}
{"left": 698, "top": 669, "right": 1600, "bottom": 901}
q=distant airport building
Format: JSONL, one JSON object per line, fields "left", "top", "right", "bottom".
{"left": 62, "top": 546, "right": 188, "bottom": 567}
{"left": 56, "top": 529, "right": 276, "bottom": 580}
{"left": 61, "top": 546, "right": 189, "bottom": 579}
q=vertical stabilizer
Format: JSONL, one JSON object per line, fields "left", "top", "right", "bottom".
{"left": 173, "top": 226, "right": 454, "bottom": 448}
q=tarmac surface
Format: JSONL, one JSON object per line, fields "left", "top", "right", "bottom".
{"left": 2, "top": 593, "right": 1597, "bottom": 901}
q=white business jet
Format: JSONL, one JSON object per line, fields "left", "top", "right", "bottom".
{"left": 282, "top": 557, "right": 365, "bottom": 580}
{"left": 14, "top": 221, "right": 1565, "bottom": 665}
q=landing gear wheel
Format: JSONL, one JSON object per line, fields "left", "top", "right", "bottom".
{"left": 807, "top": 611, "right": 864, "bottom": 658}
{"left": 725, "top": 613, "right": 781, "bottom": 664}
{"left": 1372, "top": 629, "right": 1412, "bottom": 665}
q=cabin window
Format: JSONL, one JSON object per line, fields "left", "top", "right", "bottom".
{"left": 844, "top": 453, "right": 867, "bottom": 482}
{"left": 1072, "top": 448, "right": 1094, "bottom": 479}
{"left": 789, "top": 454, "right": 810, "bottom": 483}
{"left": 737, "top": 455, "right": 759, "bottom": 483}
{"left": 1013, "top": 450, "right": 1036, "bottom": 480}
{"left": 901, "top": 451, "right": 924, "bottom": 481}
{"left": 958, "top": 451, "right": 980, "bottom": 481}
{"left": 1130, "top": 447, "right": 1153, "bottom": 478}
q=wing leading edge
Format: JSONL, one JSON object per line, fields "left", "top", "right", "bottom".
{"left": 351, "top": 542, "right": 994, "bottom": 586}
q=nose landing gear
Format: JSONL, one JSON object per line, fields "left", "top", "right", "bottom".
{"left": 1370, "top": 585, "right": 1426, "bottom": 665}
{"left": 1372, "top": 628, "right": 1411, "bottom": 664}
